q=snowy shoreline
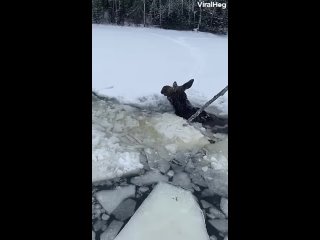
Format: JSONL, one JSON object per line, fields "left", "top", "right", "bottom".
{"left": 92, "top": 24, "right": 228, "bottom": 115}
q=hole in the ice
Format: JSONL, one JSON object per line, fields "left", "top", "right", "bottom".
{"left": 92, "top": 93, "right": 227, "bottom": 239}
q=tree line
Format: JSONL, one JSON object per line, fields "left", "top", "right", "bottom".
{"left": 92, "top": 0, "right": 228, "bottom": 34}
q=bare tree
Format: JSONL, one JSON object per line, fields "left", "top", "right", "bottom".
{"left": 143, "top": 0, "right": 146, "bottom": 27}
{"left": 197, "top": 6, "right": 202, "bottom": 30}
{"left": 159, "top": 0, "right": 162, "bottom": 26}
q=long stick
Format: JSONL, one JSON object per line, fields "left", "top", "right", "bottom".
{"left": 187, "top": 85, "right": 228, "bottom": 123}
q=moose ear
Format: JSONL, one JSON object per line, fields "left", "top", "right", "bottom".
{"left": 173, "top": 81, "right": 178, "bottom": 89}
{"left": 182, "top": 79, "right": 194, "bottom": 90}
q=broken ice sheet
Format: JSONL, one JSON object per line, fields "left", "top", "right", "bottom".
{"left": 114, "top": 182, "right": 209, "bottom": 240}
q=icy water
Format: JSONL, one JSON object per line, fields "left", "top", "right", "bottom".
{"left": 92, "top": 93, "right": 228, "bottom": 240}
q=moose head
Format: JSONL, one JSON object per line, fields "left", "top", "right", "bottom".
{"left": 161, "top": 79, "right": 195, "bottom": 119}
{"left": 161, "top": 79, "right": 228, "bottom": 133}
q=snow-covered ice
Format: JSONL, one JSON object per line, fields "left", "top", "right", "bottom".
{"left": 92, "top": 95, "right": 222, "bottom": 182}
{"left": 100, "top": 220, "right": 124, "bottom": 240}
{"left": 114, "top": 182, "right": 209, "bottom": 240}
{"left": 96, "top": 185, "right": 135, "bottom": 214}
{"left": 92, "top": 24, "right": 228, "bottom": 115}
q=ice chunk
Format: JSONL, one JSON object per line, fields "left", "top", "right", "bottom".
{"left": 192, "top": 183, "right": 201, "bottom": 192}
{"left": 93, "top": 220, "right": 107, "bottom": 232}
{"left": 167, "top": 170, "right": 174, "bottom": 177}
{"left": 204, "top": 170, "right": 228, "bottom": 197}
{"left": 96, "top": 185, "right": 135, "bottom": 214}
{"left": 200, "top": 200, "right": 213, "bottom": 209}
{"left": 92, "top": 231, "right": 95, "bottom": 240}
{"left": 114, "top": 182, "right": 209, "bottom": 240}
{"left": 102, "top": 214, "right": 110, "bottom": 221}
{"left": 190, "top": 171, "right": 208, "bottom": 188}
{"left": 157, "top": 160, "right": 171, "bottom": 173}
{"left": 138, "top": 186, "right": 149, "bottom": 193}
{"left": 209, "top": 154, "right": 228, "bottom": 171}
{"left": 130, "top": 170, "right": 168, "bottom": 186}
{"left": 220, "top": 198, "right": 228, "bottom": 218}
{"left": 171, "top": 172, "right": 192, "bottom": 190}
{"left": 165, "top": 144, "right": 177, "bottom": 154}
{"left": 201, "top": 188, "right": 215, "bottom": 197}
{"left": 207, "top": 207, "right": 226, "bottom": 219}
{"left": 210, "top": 236, "right": 217, "bottom": 240}
{"left": 112, "top": 199, "right": 136, "bottom": 221}
{"left": 208, "top": 219, "right": 228, "bottom": 234}
{"left": 100, "top": 220, "right": 124, "bottom": 240}
{"left": 149, "top": 113, "right": 209, "bottom": 150}
{"left": 205, "top": 137, "right": 228, "bottom": 159}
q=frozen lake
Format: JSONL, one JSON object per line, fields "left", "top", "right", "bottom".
{"left": 92, "top": 25, "right": 228, "bottom": 240}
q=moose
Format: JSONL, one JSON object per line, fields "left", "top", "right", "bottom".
{"left": 161, "top": 79, "right": 228, "bottom": 133}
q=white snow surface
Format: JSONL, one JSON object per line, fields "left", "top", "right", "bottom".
{"left": 114, "top": 182, "right": 210, "bottom": 240}
{"left": 92, "top": 24, "right": 228, "bottom": 114}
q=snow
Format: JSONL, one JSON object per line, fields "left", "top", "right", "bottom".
{"left": 92, "top": 25, "right": 228, "bottom": 115}
{"left": 100, "top": 220, "right": 124, "bottom": 240}
{"left": 130, "top": 170, "right": 169, "bottom": 186}
{"left": 96, "top": 185, "right": 136, "bottom": 214}
{"left": 114, "top": 182, "right": 209, "bottom": 240}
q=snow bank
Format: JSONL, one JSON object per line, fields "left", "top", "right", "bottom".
{"left": 92, "top": 25, "right": 228, "bottom": 114}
